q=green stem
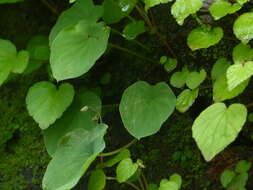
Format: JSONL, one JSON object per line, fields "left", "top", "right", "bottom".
{"left": 100, "top": 139, "right": 138, "bottom": 157}
{"left": 127, "top": 15, "right": 136, "bottom": 22}
{"left": 108, "top": 43, "right": 158, "bottom": 64}
{"left": 192, "top": 14, "right": 205, "bottom": 27}
{"left": 141, "top": 172, "right": 149, "bottom": 190}
{"left": 138, "top": 172, "right": 146, "bottom": 190}
{"left": 135, "top": 4, "right": 153, "bottom": 30}
{"left": 107, "top": 177, "right": 142, "bottom": 190}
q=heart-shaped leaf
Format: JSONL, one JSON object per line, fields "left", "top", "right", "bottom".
{"left": 116, "top": 158, "right": 138, "bottom": 183}
{"left": 186, "top": 69, "right": 206, "bottom": 89}
{"left": 50, "top": 20, "right": 110, "bottom": 81}
{"left": 169, "top": 173, "right": 182, "bottom": 188}
{"left": 26, "top": 81, "right": 75, "bottom": 129}
{"left": 119, "top": 81, "right": 176, "bottom": 139}
{"left": 123, "top": 20, "right": 146, "bottom": 40}
{"left": 232, "top": 43, "right": 253, "bottom": 64}
{"left": 192, "top": 103, "right": 247, "bottom": 161}
{"left": 171, "top": 0, "right": 202, "bottom": 25}
{"left": 43, "top": 91, "right": 101, "bottom": 156}
{"left": 187, "top": 26, "right": 223, "bottom": 50}
{"left": 42, "top": 124, "right": 107, "bottom": 190}
{"left": 170, "top": 67, "right": 189, "bottom": 88}
{"left": 176, "top": 88, "right": 199, "bottom": 113}
{"left": 159, "top": 179, "right": 179, "bottom": 190}
{"left": 211, "top": 58, "right": 231, "bottom": 81}
{"left": 226, "top": 61, "right": 253, "bottom": 91}
{"left": 88, "top": 169, "right": 106, "bottom": 190}
{"left": 233, "top": 12, "right": 253, "bottom": 44}
{"left": 221, "top": 170, "right": 236, "bottom": 188}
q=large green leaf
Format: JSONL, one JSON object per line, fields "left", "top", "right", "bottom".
{"left": 42, "top": 124, "right": 107, "bottom": 190}
{"left": 88, "top": 169, "right": 106, "bottom": 190}
{"left": 226, "top": 61, "right": 253, "bottom": 91}
{"left": 187, "top": 26, "right": 223, "bottom": 50}
{"left": 233, "top": 12, "right": 253, "bottom": 44}
{"left": 176, "top": 88, "right": 198, "bottom": 113}
{"left": 43, "top": 91, "right": 101, "bottom": 156}
{"left": 186, "top": 69, "right": 206, "bottom": 89}
{"left": 116, "top": 158, "right": 138, "bottom": 183}
{"left": 119, "top": 81, "right": 176, "bottom": 139}
{"left": 232, "top": 43, "right": 253, "bottom": 64}
{"left": 144, "top": 0, "right": 172, "bottom": 10}
{"left": 211, "top": 58, "right": 231, "bottom": 81}
{"left": 209, "top": 0, "right": 242, "bottom": 20}
{"left": 26, "top": 81, "right": 75, "bottom": 129}
{"left": 50, "top": 20, "right": 110, "bottom": 81}
{"left": 192, "top": 103, "right": 247, "bottom": 161}
{"left": 49, "top": 0, "right": 103, "bottom": 44}
{"left": 102, "top": 0, "right": 136, "bottom": 24}
{"left": 123, "top": 20, "right": 146, "bottom": 40}
{"left": 171, "top": 0, "right": 202, "bottom": 25}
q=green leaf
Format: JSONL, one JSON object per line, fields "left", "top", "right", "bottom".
{"left": 50, "top": 20, "right": 110, "bottom": 81}
{"left": 159, "top": 179, "right": 179, "bottom": 190}
{"left": 43, "top": 91, "right": 101, "bottom": 156}
{"left": 11, "top": 50, "right": 29, "bottom": 74}
{"left": 26, "top": 81, "right": 75, "bottom": 129}
{"left": 209, "top": 0, "right": 242, "bottom": 20}
{"left": 25, "top": 35, "right": 50, "bottom": 74}
{"left": 97, "top": 149, "right": 131, "bottom": 169}
{"left": 88, "top": 169, "right": 106, "bottom": 190}
{"left": 102, "top": 0, "right": 136, "bottom": 24}
{"left": 144, "top": 0, "right": 172, "bottom": 10}
{"left": 148, "top": 184, "right": 159, "bottom": 190}
{"left": 164, "top": 58, "right": 177, "bottom": 73}
{"left": 169, "top": 173, "right": 182, "bottom": 188}
{"left": 192, "top": 103, "right": 247, "bottom": 161}
{"left": 176, "top": 88, "right": 198, "bottom": 113}
{"left": 123, "top": 20, "right": 146, "bottom": 40}
{"left": 228, "top": 173, "right": 248, "bottom": 189}
{"left": 248, "top": 112, "right": 253, "bottom": 122}
{"left": 220, "top": 170, "right": 236, "bottom": 188}
{"left": 187, "top": 26, "right": 223, "bottom": 50}
{"left": 233, "top": 12, "right": 253, "bottom": 44}
{"left": 211, "top": 58, "right": 231, "bottom": 81}
{"left": 235, "top": 160, "right": 252, "bottom": 173}
{"left": 119, "top": 81, "right": 176, "bottom": 139}
{"left": 49, "top": 0, "right": 103, "bottom": 44}
{"left": 171, "top": 0, "right": 202, "bottom": 25}
{"left": 186, "top": 69, "right": 206, "bottom": 89}
{"left": 116, "top": 158, "right": 138, "bottom": 183}
{"left": 213, "top": 74, "right": 249, "bottom": 102}
{"left": 0, "top": 0, "right": 23, "bottom": 4}
{"left": 232, "top": 43, "right": 253, "bottom": 64}
{"left": 42, "top": 124, "right": 107, "bottom": 190}
{"left": 170, "top": 67, "right": 189, "bottom": 88}
{"left": 226, "top": 61, "right": 253, "bottom": 91}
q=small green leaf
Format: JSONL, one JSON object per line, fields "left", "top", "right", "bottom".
{"left": 159, "top": 179, "right": 179, "bottom": 190}
{"left": 248, "top": 112, "right": 253, "bottom": 122}
{"left": 11, "top": 50, "right": 29, "bottom": 74}
{"left": 88, "top": 169, "right": 106, "bottom": 190}
{"left": 192, "top": 103, "right": 247, "bottom": 161}
{"left": 160, "top": 56, "right": 167, "bottom": 64}
{"left": 164, "top": 58, "right": 177, "bottom": 72}
{"left": 26, "top": 81, "right": 75, "bottom": 129}
{"left": 187, "top": 26, "right": 223, "bottom": 50}
{"left": 169, "top": 173, "right": 182, "bottom": 188}
{"left": 186, "top": 69, "right": 206, "bottom": 89}
{"left": 226, "top": 61, "right": 253, "bottom": 91}
{"left": 148, "top": 184, "right": 159, "bottom": 190}
{"left": 220, "top": 170, "right": 236, "bottom": 188}
{"left": 116, "top": 158, "right": 138, "bottom": 183}
{"left": 176, "top": 88, "right": 199, "bottom": 113}
{"left": 171, "top": 0, "right": 202, "bottom": 25}
{"left": 235, "top": 160, "right": 252, "bottom": 173}
{"left": 144, "top": 0, "right": 172, "bottom": 10}
{"left": 42, "top": 125, "right": 107, "bottom": 190}
{"left": 233, "top": 12, "right": 253, "bottom": 44}
{"left": 232, "top": 43, "right": 253, "bottom": 64}
{"left": 123, "top": 20, "right": 146, "bottom": 40}
{"left": 119, "top": 81, "right": 176, "bottom": 139}
{"left": 50, "top": 20, "right": 110, "bottom": 81}
{"left": 228, "top": 173, "right": 248, "bottom": 189}
{"left": 211, "top": 58, "right": 231, "bottom": 81}
{"left": 170, "top": 67, "right": 189, "bottom": 88}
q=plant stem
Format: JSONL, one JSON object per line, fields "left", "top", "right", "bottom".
{"left": 110, "top": 28, "right": 151, "bottom": 52}
{"left": 40, "top": 0, "right": 59, "bottom": 15}
{"left": 108, "top": 43, "right": 158, "bottom": 64}
{"left": 138, "top": 173, "right": 146, "bottom": 190}
{"left": 135, "top": 4, "right": 153, "bottom": 30}
{"left": 141, "top": 172, "right": 149, "bottom": 190}
{"left": 192, "top": 14, "right": 205, "bottom": 27}
{"left": 107, "top": 177, "right": 142, "bottom": 190}
{"left": 100, "top": 139, "right": 138, "bottom": 157}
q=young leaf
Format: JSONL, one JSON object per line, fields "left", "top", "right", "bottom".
{"left": 123, "top": 20, "right": 146, "bottom": 40}
{"left": 43, "top": 91, "right": 101, "bottom": 156}
{"left": 50, "top": 20, "right": 110, "bottom": 81}
{"left": 26, "top": 81, "right": 75, "bottom": 129}
{"left": 171, "top": 0, "right": 203, "bottom": 25}
{"left": 192, "top": 103, "right": 247, "bottom": 161}
{"left": 102, "top": 0, "right": 136, "bottom": 24}
{"left": 220, "top": 170, "right": 236, "bottom": 188}
{"left": 148, "top": 184, "right": 159, "bottom": 190}
{"left": 164, "top": 58, "right": 177, "bottom": 73}
{"left": 159, "top": 179, "right": 179, "bottom": 190}
{"left": 49, "top": 0, "right": 103, "bottom": 44}
{"left": 11, "top": 50, "right": 29, "bottom": 74}
{"left": 144, "top": 0, "right": 172, "bottom": 10}
{"left": 211, "top": 58, "right": 231, "bottom": 81}
{"left": 235, "top": 160, "right": 252, "bottom": 173}
{"left": 233, "top": 12, "right": 253, "bottom": 44}
{"left": 42, "top": 125, "right": 108, "bottom": 190}
{"left": 186, "top": 69, "right": 206, "bottom": 89}
{"left": 170, "top": 67, "right": 189, "bottom": 88}
{"left": 226, "top": 61, "right": 253, "bottom": 91}
{"left": 119, "top": 81, "right": 176, "bottom": 139}
{"left": 187, "top": 26, "right": 223, "bottom": 51}
{"left": 232, "top": 43, "right": 253, "bottom": 64}
{"left": 88, "top": 169, "right": 106, "bottom": 190}
{"left": 228, "top": 173, "right": 248, "bottom": 189}
{"left": 169, "top": 173, "right": 182, "bottom": 188}
{"left": 176, "top": 88, "right": 199, "bottom": 113}
{"left": 116, "top": 158, "right": 138, "bottom": 183}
